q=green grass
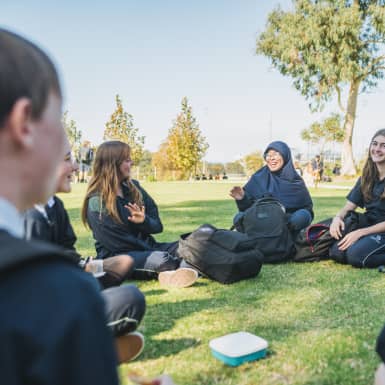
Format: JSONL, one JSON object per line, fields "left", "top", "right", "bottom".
{"left": 60, "top": 181, "right": 385, "bottom": 385}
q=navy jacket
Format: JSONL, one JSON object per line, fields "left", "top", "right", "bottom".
{"left": 0, "top": 230, "right": 119, "bottom": 385}
{"left": 87, "top": 180, "right": 163, "bottom": 259}
{"left": 24, "top": 196, "right": 79, "bottom": 259}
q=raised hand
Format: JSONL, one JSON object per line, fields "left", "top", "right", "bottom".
{"left": 125, "top": 202, "right": 145, "bottom": 224}
{"left": 229, "top": 186, "right": 245, "bottom": 200}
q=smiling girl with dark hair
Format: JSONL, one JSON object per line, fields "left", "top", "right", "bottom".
{"left": 330, "top": 129, "right": 385, "bottom": 268}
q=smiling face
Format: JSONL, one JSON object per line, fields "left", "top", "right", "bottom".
{"left": 56, "top": 138, "right": 79, "bottom": 193}
{"left": 265, "top": 150, "right": 284, "bottom": 172}
{"left": 370, "top": 135, "right": 385, "bottom": 165}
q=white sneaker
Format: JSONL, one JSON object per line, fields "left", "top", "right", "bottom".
{"left": 115, "top": 331, "right": 144, "bottom": 364}
{"left": 158, "top": 267, "right": 198, "bottom": 288}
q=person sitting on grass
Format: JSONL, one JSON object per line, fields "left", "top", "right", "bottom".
{"left": 81, "top": 140, "right": 198, "bottom": 288}
{"left": 329, "top": 129, "right": 385, "bottom": 268}
{"left": 230, "top": 140, "right": 313, "bottom": 236}
{"left": 24, "top": 137, "right": 146, "bottom": 363}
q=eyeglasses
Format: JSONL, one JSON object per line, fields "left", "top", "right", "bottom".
{"left": 265, "top": 152, "right": 281, "bottom": 160}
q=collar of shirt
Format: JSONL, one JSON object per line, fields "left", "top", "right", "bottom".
{"left": 0, "top": 197, "right": 24, "bottom": 238}
{"left": 34, "top": 196, "right": 56, "bottom": 224}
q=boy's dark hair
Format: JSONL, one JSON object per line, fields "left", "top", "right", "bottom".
{"left": 0, "top": 29, "right": 61, "bottom": 127}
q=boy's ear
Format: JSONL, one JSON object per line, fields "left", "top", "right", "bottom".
{"left": 6, "top": 98, "right": 34, "bottom": 148}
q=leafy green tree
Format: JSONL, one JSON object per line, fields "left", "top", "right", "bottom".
{"left": 62, "top": 111, "right": 82, "bottom": 153}
{"left": 243, "top": 151, "right": 264, "bottom": 176}
{"left": 162, "top": 97, "right": 209, "bottom": 179}
{"left": 103, "top": 94, "right": 145, "bottom": 163}
{"left": 301, "top": 113, "right": 345, "bottom": 153}
{"left": 257, "top": 0, "right": 385, "bottom": 175}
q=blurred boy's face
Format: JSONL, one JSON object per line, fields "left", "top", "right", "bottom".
{"left": 56, "top": 139, "right": 79, "bottom": 194}
{"left": 25, "top": 92, "right": 66, "bottom": 206}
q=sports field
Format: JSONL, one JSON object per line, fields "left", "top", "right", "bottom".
{"left": 61, "top": 181, "right": 385, "bottom": 385}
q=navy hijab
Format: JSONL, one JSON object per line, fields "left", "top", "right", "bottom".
{"left": 244, "top": 141, "right": 312, "bottom": 210}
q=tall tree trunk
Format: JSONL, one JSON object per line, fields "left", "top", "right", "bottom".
{"left": 340, "top": 80, "right": 360, "bottom": 176}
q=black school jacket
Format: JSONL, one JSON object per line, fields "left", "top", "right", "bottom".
{"left": 23, "top": 196, "right": 79, "bottom": 259}
{"left": 0, "top": 231, "right": 119, "bottom": 385}
{"left": 86, "top": 180, "right": 163, "bottom": 259}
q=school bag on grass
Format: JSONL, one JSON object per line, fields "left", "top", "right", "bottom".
{"left": 233, "top": 196, "right": 295, "bottom": 263}
{"left": 293, "top": 223, "right": 333, "bottom": 262}
{"left": 178, "top": 224, "right": 263, "bottom": 284}
{"left": 293, "top": 211, "right": 368, "bottom": 262}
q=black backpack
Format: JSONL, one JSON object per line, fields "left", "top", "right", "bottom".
{"left": 178, "top": 224, "right": 263, "bottom": 284}
{"left": 234, "top": 196, "right": 294, "bottom": 263}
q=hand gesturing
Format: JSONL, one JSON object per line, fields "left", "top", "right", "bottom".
{"left": 125, "top": 202, "right": 145, "bottom": 224}
{"left": 229, "top": 186, "right": 245, "bottom": 200}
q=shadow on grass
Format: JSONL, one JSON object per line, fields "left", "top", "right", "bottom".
{"left": 140, "top": 338, "right": 200, "bottom": 361}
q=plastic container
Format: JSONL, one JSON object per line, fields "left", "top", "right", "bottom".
{"left": 209, "top": 331, "right": 268, "bottom": 367}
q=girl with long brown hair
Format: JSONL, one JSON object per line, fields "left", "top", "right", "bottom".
{"left": 82, "top": 140, "right": 198, "bottom": 287}
{"left": 329, "top": 129, "right": 385, "bottom": 267}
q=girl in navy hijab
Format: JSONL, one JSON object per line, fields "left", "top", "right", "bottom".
{"left": 230, "top": 141, "right": 313, "bottom": 234}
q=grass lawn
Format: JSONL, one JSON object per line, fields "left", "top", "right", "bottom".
{"left": 60, "top": 181, "right": 385, "bottom": 385}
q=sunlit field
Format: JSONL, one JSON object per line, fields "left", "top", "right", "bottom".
{"left": 60, "top": 180, "right": 385, "bottom": 385}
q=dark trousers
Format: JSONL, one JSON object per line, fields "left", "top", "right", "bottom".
{"left": 102, "top": 284, "right": 146, "bottom": 336}
{"left": 330, "top": 232, "right": 385, "bottom": 268}
{"left": 128, "top": 241, "right": 194, "bottom": 279}
{"left": 128, "top": 241, "right": 181, "bottom": 279}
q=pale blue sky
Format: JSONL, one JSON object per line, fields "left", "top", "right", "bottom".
{"left": 2, "top": 0, "right": 384, "bottom": 162}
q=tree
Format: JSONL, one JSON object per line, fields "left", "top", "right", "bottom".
{"left": 224, "top": 161, "right": 245, "bottom": 175}
{"left": 257, "top": 0, "right": 385, "bottom": 175}
{"left": 243, "top": 151, "right": 264, "bottom": 176}
{"left": 62, "top": 111, "right": 82, "bottom": 153}
{"left": 103, "top": 95, "right": 145, "bottom": 164}
{"left": 161, "top": 97, "right": 209, "bottom": 179}
{"left": 301, "top": 113, "right": 345, "bottom": 153}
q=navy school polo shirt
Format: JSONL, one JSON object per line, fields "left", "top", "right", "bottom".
{"left": 347, "top": 177, "right": 385, "bottom": 225}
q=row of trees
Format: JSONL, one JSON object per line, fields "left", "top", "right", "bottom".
{"left": 63, "top": 95, "right": 209, "bottom": 180}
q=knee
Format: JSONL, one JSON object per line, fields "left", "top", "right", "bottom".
{"left": 288, "top": 209, "right": 312, "bottom": 231}
{"left": 149, "top": 251, "right": 179, "bottom": 271}
{"left": 345, "top": 249, "right": 364, "bottom": 267}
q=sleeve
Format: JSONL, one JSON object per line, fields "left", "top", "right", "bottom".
{"left": 87, "top": 197, "right": 152, "bottom": 253}
{"left": 0, "top": 264, "right": 120, "bottom": 385}
{"left": 235, "top": 190, "right": 255, "bottom": 212}
{"left": 36, "top": 279, "right": 120, "bottom": 385}
{"left": 346, "top": 177, "right": 364, "bottom": 208}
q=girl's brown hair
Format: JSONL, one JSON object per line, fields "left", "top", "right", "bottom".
{"left": 361, "top": 129, "right": 385, "bottom": 201}
{"left": 81, "top": 141, "right": 143, "bottom": 226}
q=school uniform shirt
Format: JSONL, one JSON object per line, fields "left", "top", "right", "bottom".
{"left": 347, "top": 177, "right": 385, "bottom": 225}
{"left": 87, "top": 180, "right": 163, "bottom": 259}
{"left": 24, "top": 196, "right": 79, "bottom": 259}
{"left": 0, "top": 199, "right": 119, "bottom": 385}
